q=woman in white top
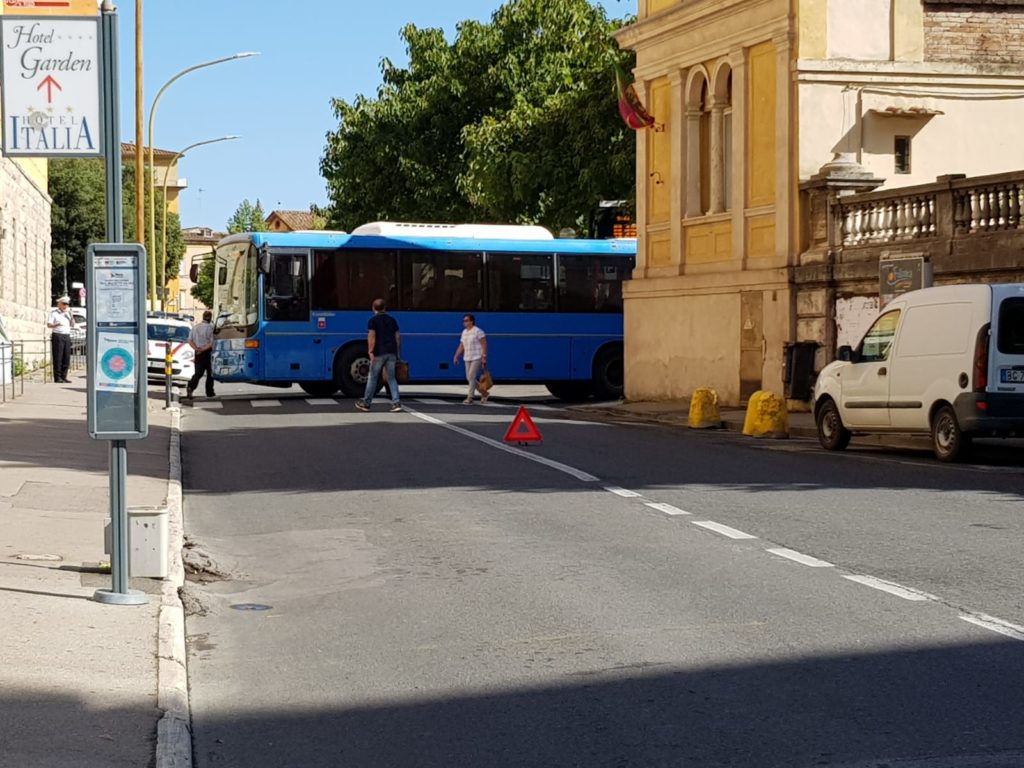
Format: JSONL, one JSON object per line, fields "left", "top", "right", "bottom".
{"left": 453, "top": 313, "right": 488, "bottom": 404}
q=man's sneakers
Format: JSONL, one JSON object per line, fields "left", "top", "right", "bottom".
{"left": 356, "top": 401, "right": 401, "bottom": 412}
{"left": 185, "top": 387, "right": 194, "bottom": 400}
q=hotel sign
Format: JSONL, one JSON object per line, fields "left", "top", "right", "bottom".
{"left": 0, "top": 15, "right": 101, "bottom": 156}
{"left": 2, "top": 0, "right": 98, "bottom": 16}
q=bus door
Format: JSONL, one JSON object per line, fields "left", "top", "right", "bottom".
{"left": 261, "top": 251, "right": 324, "bottom": 381}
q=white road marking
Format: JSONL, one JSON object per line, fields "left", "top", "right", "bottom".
{"left": 404, "top": 406, "right": 599, "bottom": 483}
{"left": 250, "top": 399, "right": 281, "bottom": 408}
{"left": 690, "top": 520, "right": 758, "bottom": 540}
{"left": 643, "top": 502, "right": 690, "bottom": 516}
{"left": 193, "top": 401, "right": 223, "bottom": 410}
{"left": 960, "top": 613, "right": 1024, "bottom": 641}
{"left": 603, "top": 486, "right": 643, "bottom": 499}
{"left": 305, "top": 398, "right": 339, "bottom": 406}
{"left": 766, "top": 547, "right": 834, "bottom": 568}
{"left": 414, "top": 398, "right": 450, "bottom": 405}
{"left": 842, "top": 574, "right": 937, "bottom": 602}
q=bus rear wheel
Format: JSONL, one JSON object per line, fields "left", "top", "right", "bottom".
{"left": 592, "top": 345, "right": 624, "bottom": 401}
{"left": 545, "top": 381, "right": 593, "bottom": 402}
{"left": 299, "top": 381, "right": 338, "bottom": 397}
{"left": 334, "top": 346, "right": 387, "bottom": 399}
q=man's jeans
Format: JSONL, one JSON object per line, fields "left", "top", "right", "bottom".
{"left": 363, "top": 353, "right": 400, "bottom": 405}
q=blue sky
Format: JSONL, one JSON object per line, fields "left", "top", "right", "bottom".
{"left": 115, "top": 0, "right": 630, "bottom": 231}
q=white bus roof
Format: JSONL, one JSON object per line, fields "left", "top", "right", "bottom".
{"left": 352, "top": 221, "right": 554, "bottom": 240}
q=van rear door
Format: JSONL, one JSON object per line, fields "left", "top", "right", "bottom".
{"left": 990, "top": 284, "right": 1024, "bottom": 394}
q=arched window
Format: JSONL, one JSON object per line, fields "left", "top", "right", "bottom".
{"left": 711, "top": 62, "right": 733, "bottom": 215}
{"left": 684, "top": 67, "right": 710, "bottom": 218}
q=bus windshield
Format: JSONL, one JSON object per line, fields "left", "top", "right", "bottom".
{"left": 215, "top": 240, "right": 258, "bottom": 336}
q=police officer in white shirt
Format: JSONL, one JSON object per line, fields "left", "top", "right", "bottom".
{"left": 47, "top": 296, "right": 76, "bottom": 383}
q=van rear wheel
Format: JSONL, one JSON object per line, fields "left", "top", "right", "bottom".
{"left": 931, "top": 405, "right": 970, "bottom": 462}
{"left": 816, "top": 398, "right": 851, "bottom": 451}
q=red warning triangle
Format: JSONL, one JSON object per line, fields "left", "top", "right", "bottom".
{"left": 504, "top": 405, "right": 543, "bottom": 444}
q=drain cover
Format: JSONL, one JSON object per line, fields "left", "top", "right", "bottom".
{"left": 230, "top": 603, "right": 272, "bottom": 612}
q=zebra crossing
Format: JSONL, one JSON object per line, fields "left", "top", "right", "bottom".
{"left": 184, "top": 396, "right": 559, "bottom": 412}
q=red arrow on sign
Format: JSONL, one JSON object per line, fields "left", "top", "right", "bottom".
{"left": 37, "top": 75, "right": 62, "bottom": 103}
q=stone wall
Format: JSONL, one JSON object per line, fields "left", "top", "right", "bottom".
{"left": 924, "top": 1, "right": 1024, "bottom": 64}
{"left": 0, "top": 157, "right": 53, "bottom": 362}
{"left": 795, "top": 168, "right": 1024, "bottom": 386}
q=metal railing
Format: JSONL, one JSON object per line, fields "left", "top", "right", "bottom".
{"left": 0, "top": 336, "right": 87, "bottom": 404}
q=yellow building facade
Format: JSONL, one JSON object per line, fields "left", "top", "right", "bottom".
{"left": 616, "top": 0, "right": 1024, "bottom": 404}
{"left": 617, "top": 0, "right": 798, "bottom": 404}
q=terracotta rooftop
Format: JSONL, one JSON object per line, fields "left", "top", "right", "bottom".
{"left": 121, "top": 143, "right": 177, "bottom": 160}
{"left": 267, "top": 210, "right": 318, "bottom": 231}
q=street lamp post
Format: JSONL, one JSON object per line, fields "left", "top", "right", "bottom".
{"left": 147, "top": 51, "right": 258, "bottom": 308}
{"left": 160, "top": 136, "right": 240, "bottom": 312}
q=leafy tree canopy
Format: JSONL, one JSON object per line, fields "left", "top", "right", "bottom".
{"left": 321, "top": 0, "right": 635, "bottom": 234}
{"left": 48, "top": 159, "right": 185, "bottom": 299}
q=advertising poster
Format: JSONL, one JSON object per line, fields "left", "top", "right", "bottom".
{"left": 95, "top": 331, "right": 136, "bottom": 393}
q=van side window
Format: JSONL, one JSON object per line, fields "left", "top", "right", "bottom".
{"left": 997, "top": 298, "right": 1024, "bottom": 354}
{"left": 859, "top": 310, "right": 900, "bottom": 362}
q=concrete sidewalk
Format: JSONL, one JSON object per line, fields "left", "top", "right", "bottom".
{"left": 0, "top": 371, "right": 176, "bottom": 767}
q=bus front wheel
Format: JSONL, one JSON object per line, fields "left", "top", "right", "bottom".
{"left": 592, "top": 345, "right": 624, "bottom": 401}
{"left": 334, "top": 346, "right": 387, "bottom": 399}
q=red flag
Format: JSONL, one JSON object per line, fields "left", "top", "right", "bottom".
{"left": 614, "top": 61, "right": 655, "bottom": 131}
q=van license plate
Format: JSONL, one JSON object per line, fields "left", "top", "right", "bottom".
{"left": 1000, "top": 368, "right": 1024, "bottom": 383}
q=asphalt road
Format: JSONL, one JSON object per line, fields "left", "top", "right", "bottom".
{"left": 181, "top": 385, "right": 1024, "bottom": 768}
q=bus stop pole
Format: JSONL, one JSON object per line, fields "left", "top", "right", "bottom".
{"left": 94, "top": 2, "right": 145, "bottom": 606}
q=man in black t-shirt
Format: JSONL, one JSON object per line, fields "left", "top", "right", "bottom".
{"left": 356, "top": 298, "right": 402, "bottom": 412}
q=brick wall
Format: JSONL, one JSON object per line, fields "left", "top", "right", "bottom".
{"left": 0, "top": 158, "right": 53, "bottom": 360}
{"left": 925, "top": 2, "right": 1024, "bottom": 64}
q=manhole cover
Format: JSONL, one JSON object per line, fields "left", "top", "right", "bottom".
{"left": 230, "top": 603, "right": 272, "bottom": 612}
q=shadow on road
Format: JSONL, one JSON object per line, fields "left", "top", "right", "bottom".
{"left": 177, "top": 407, "right": 1024, "bottom": 500}
{"left": 163, "top": 637, "right": 1024, "bottom": 767}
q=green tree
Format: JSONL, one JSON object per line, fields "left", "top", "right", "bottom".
{"left": 48, "top": 159, "right": 185, "bottom": 299}
{"left": 191, "top": 198, "right": 270, "bottom": 307}
{"left": 226, "top": 198, "right": 269, "bottom": 234}
{"left": 321, "top": 0, "right": 634, "bottom": 234}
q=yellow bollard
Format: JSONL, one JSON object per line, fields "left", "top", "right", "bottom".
{"left": 688, "top": 387, "right": 720, "bottom": 429}
{"left": 742, "top": 390, "right": 789, "bottom": 438}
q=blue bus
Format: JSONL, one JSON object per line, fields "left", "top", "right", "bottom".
{"left": 207, "top": 222, "right": 635, "bottom": 400}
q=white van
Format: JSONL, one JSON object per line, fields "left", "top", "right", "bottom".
{"left": 813, "top": 283, "right": 1024, "bottom": 461}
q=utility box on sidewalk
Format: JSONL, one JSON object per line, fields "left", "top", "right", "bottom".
{"left": 104, "top": 506, "right": 169, "bottom": 578}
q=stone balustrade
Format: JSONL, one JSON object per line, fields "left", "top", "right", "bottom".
{"left": 831, "top": 170, "right": 1024, "bottom": 250}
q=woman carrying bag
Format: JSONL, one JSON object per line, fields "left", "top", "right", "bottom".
{"left": 453, "top": 313, "right": 490, "bottom": 404}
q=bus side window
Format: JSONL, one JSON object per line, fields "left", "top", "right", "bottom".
{"left": 490, "top": 254, "right": 554, "bottom": 312}
{"left": 400, "top": 250, "right": 482, "bottom": 311}
{"left": 312, "top": 249, "right": 396, "bottom": 310}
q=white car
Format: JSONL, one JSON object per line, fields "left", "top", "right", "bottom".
{"left": 147, "top": 316, "right": 195, "bottom": 383}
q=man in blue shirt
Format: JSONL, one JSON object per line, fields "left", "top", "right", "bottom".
{"left": 356, "top": 298, "right": 402, "bottom": 412}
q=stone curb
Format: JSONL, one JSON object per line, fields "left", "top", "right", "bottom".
{"left": 155, "top": 407, "right": 192, "bottom": 768}
{"left": 566, "top": 405, "right": 819, "bottom": 439}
